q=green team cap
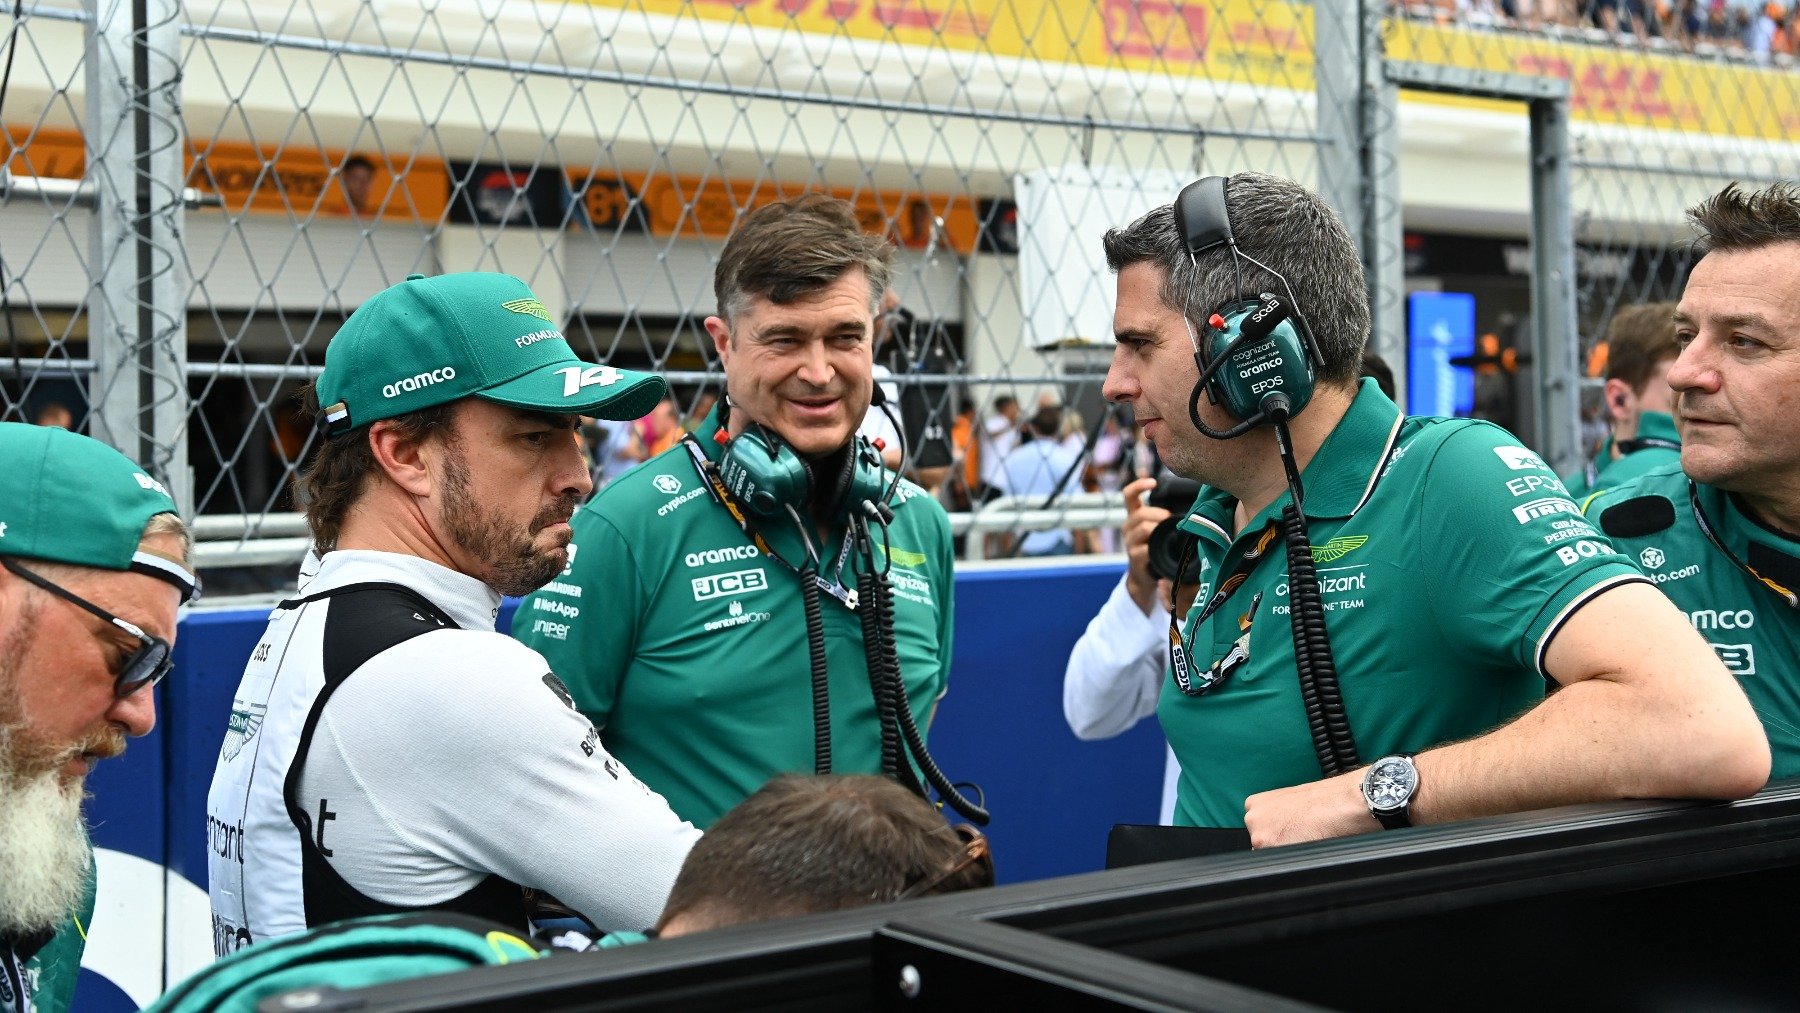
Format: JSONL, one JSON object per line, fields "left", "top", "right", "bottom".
{"left": 315, "top": 272, "right": 667, "bottom": 433}
{"left": 0, "top": 422, "right": 199, "bottom": 602}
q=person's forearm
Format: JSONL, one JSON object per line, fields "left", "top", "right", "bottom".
{"left": 1410, "top": 671, "right": 1768, "bottom": 824}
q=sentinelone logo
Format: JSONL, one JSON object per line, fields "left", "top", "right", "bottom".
{"left": 383, "top": 367, "right": 456, "bottom": 398}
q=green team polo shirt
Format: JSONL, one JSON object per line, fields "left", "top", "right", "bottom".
{"left": 1586, "top": 467, "right": 1800, "bottom": 777}
{"left": 23, "top": 844, "right": 94, "bottom": 1013}
{"left": 513, "top": 412, "right": 955, "bottom": 828}
{"left": 1160, "top": 379, "right": 1648, "bottom": 828}
{"left": 1562, "top": 410, "right": 1680, "bottom": 502}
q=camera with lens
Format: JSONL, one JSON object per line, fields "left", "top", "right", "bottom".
{"left": 1145, "top": 475, "right": 1204, "bottom": 584}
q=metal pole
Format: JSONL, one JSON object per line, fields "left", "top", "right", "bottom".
{"left": 1360, "top": 1, "right": 1407, "bottom": 407}
{"left": 1314, "top": 0, "right": 1363, "bottom": 255}
{"left": 85, "top": 0, "right": 190, "bottom": 512}
{"left": 1529, "top": 95, "right": 1581, "bottom": 475}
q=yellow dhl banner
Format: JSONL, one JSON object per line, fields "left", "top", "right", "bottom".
{"left": 625, "top": 0, "right": 1800, "bottom": 140}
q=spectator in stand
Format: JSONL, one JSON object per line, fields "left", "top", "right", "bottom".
{"left": 976, "top": 394, "right": 1020, "bottom": 502}
{"left": 999, "top": 402, "right": 1080, "bottom": 557}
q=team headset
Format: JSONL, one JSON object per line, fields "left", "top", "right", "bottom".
{"left": 1167, "top": 175, "right": 1361, "bottom": 777}
{"left": 698, "top": 382, "right": 990, "bottom": 825}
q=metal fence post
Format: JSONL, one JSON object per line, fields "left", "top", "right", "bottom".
{"left": 1314, "top": 0, "right": 1363, "bottom": 253}
{"left": 85, "top": 0, "right": 189, "bottom": 512}
{"left": 1529, "top": 95, "right": 1580, "bottom": 476}
{"left": 1360, "top": 1, "right": 1407, "bottom": 407}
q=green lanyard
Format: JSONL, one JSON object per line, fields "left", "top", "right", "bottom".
{"left": 1168, "top": 518, "right": 1281, "bottom": 696}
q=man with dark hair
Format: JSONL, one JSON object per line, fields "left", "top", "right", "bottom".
{"left": 339, "top": 154, "right": 377, "bottom": 215}
{"left": 1101, "top": 171, "right": 1766, "bottom": 846}
{"left": 1587, "top": 181, "right": 1800, "bottom": 778}
{"left": 655, "top": 774, "right": 991, "bottom": 936}
{"left": 1563, "top": 302, "right": 1682, "bottom": 501}
{"left": 514, "top": 196, "right": 957, "bottom": 829}
{"left": 1, "top": 423, "right": 197, "bottom": 1013}
{"left": 207, "top": 272, "right": 700, "bottom": 952}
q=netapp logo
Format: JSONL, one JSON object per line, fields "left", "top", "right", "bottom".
{"left": 383, "top": 367, "right": 456, "bottom": 398}
{"left": 686, "top": 545, "right": 761, "bottom": 568}
{"left": 693, "top": 568, "right": 769, "bottom": 602}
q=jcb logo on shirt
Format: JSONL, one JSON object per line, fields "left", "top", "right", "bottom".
{"left": 1713, "top": 643, "right": 1756, "bottom": 676}
{"left": 692, "top": 568, "right": 769, "bottom": 602}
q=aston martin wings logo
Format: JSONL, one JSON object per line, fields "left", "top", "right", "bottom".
{"left": 221, "top": 703, "right": 267, "bottom": 762}
{"left": 1311, "top": 535, "right": 1368, "bottom": 564}
{"left": 501, "top": 297, "right": 554, "bottom": 322}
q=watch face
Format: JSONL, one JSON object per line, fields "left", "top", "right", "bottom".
{"left": 1364, "top": 756, "right": 1418, "bottom": 812}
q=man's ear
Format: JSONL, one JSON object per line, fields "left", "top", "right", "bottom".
{"left": 1603, "top": 378, "right": 1636, "bottom": 425}
{"left": 367, "top": 419, "right": 436, "bottom": 498}
{"left": 705, "top": 316, "right": 732, "bottom": 363}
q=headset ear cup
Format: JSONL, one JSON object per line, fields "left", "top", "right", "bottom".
{"left": 1205, "top": 301, "right": 1315, "bottom": 421}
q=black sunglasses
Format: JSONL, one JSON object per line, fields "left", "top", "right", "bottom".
{"left": 2, "top": 557, "right": 173, "bottom": 699}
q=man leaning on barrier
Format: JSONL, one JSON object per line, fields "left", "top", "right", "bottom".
{"left": 0, "top": 423, "right": 198, "bottom": 1013}
{"left": 206, "top": 272, "right": 701, "bottom": 952}
{"left": 513, "top": 195, "right": 963, "bottom": 830}
{"left": 1100, "top": 171, "right": 1768, "bottom": 848}
{"left": 1586, "top": 181, "right": 1800, "bottom": 778}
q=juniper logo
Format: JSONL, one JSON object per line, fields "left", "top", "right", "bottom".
{"left": 382, "top": 367, "right": 456, "bottom": 398}
{"left": 502, "top": 297, "right": 554, "bottom": 322}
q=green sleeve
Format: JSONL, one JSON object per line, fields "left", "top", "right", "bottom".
{"left": 930, "top": 501, "right": 955, "bottom": 708}
{"left": 512, "top": 509, "right": 643, "bottom": 729}
{"left": 1419, "top": 423, "right": 1645, "bottom": 676}
{"left": 27, "top": 845, "right": 95, "bottom": 1013}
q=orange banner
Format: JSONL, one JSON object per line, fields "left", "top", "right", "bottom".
{"left": 570, "top": 169, "right": 981, "bottom": 254}
{"left": 3, "top": 128, "right": 450, "bottom": 221}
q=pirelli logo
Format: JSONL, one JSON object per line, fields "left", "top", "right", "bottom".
{"left": 692, "top": 568, "right": 769, "bottom": 602}
{"left": 1512, "top": 497, "right": 1580, "bottom": 524}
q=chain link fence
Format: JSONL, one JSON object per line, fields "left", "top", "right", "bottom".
{"left": 1386, "top": 2, "right": 1800, "bottom": 459}
{"left": 9, "top": 1, "right": 1786, "bottom": 595}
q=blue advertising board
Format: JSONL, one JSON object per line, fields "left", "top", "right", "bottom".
{"left": 1406, "top": 291, "right": 1477, "bottom": 417}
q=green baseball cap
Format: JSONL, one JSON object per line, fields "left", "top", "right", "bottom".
{"left": 0, "top": 422, "right": 199, "bottom": 602}
{"left": 315, "top": 272, "right": 667, "bottom": 432}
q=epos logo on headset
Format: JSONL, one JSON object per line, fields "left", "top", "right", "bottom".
{"left": 692, "top": 568, "right": 770, "bottom": 602}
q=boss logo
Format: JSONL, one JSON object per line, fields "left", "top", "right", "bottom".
{"left": 692, "top": 568, "right": 769, "bottom": 602}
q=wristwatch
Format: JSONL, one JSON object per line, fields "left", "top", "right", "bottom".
{"left": 1361, "top": 753, "right": 1420, "bottom": 830}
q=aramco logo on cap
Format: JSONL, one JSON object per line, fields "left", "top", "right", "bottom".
{"left": 502, "top": 298, "right": 554, "bottom": 322}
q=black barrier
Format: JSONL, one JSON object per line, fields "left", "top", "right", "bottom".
{"left": 266, "top": 782, "right": 1800, "bottom": 1012}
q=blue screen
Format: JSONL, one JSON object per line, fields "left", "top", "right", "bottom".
{"left": 1406, "top": 291, "right": 1477, "bottom": 417}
